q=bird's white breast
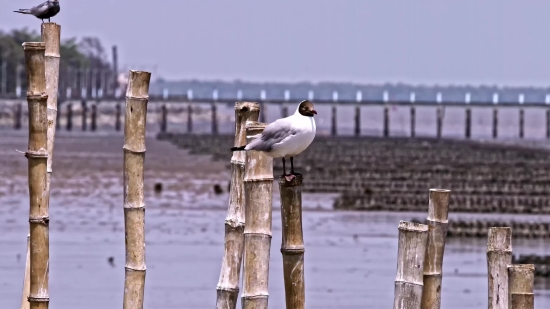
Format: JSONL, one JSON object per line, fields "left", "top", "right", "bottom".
{"left": 268, "top": 115, "right": 316, "bottom": 158}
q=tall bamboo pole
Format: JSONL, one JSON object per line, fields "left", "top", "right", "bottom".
{"left": 393, "top": 221, "right": 429, "bottom": 309}
{"left": 508, "top": 264, "right": 534, "bottom": 309}
{"left": 279, "top": 174, "right": 305, "bottom": 309}
{"left": 241, "top": 121, "right": 274, "bottom": 309}
{"left": 20, "top": 235, "right": 31, "bottom": 309}
{"left": 487, "top": 227, "right": 512, "bottom": 309}
{"left": 122, "top": 70, "right": 151, "bottom": 309}
{"left": 23, "top": 41, "right": 49, "bottom": 309}
{"left": 216, "top": 102, "right": 260, "bottom": 309}
{"left": 421, "top": 189, "right": 451, "bottom": 309}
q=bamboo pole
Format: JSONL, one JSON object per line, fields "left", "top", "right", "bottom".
{"left": 216, "top": 102, "right": 260, "bottom": 309}
{"left": 241, "top": 121, "right": 274, "bottom": 309}
{"left": 122, "top": 70, "right": 151, "bottom": 309}
{"left": 487, "top": 227, "right": 512, "bottom": 309}
{"left": 23, "top": 41, "right": 49, "bottom": 309}
{"left": 421, "top": 189, "right": 451, "bottom": 309}
{"left": 508, "top": 264, "right": 534, "bottom": 309}
{"left": 279, "top": 174, "right": 305, "bottom": 309}
{"left": 20, "top": 235, "right": 30, "bottom": 309}
{"left": 393, "top": 221, "right": 429, "bottom": 309}
{"left": 383, "top": 105, "right": 390, "bottom": 137}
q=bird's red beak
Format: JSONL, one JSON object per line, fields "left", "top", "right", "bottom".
{"left": 312, "top": 110, "right": 317, "bottom": 115}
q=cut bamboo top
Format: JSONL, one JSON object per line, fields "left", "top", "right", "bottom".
{"left": 235, "top": 101, "right": 260, "bottom": 112}
{"left": 487, "top": 227, "right": 512, "bottom": 252}
{"left": 398, "top": 221, "right": 429, "bottom": 233}
{"left": 126, "top": 70, "right": 151, "bottom": 99}
{"left": 232, "top": 102, "right": 260, "bottom": 164}
{"left": 23, "top": 42, "right": 47, "bottom": 97}
{"left": 427, "top": 188, "right": 451, "bottom": 223}
{"left": 22, "top": 42, "right": 46, "bottom": 51}
{"left": 508, "top": 264, "right": 535, "bottom": 294}
{"left": 41, "top": 23, "right": 60, "bottom": 57}
{"left": 244, "top": 122, "right": 273, "bottom": 181}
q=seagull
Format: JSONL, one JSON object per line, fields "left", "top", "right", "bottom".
{"left": 231, "top": 100, "right": 317, "bottom": 182}
{"left": 14, "top": 0, "right": 60, "bottom": 23}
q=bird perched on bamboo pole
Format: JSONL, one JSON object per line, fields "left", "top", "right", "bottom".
{"left": 230, "top": 100, "right": 317, "bottom": 182}
{"left": 14, "top": 0, "right": 60, "bottom": 23}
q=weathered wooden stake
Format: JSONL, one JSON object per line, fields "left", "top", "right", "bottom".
{"left": 279, "top": 175, "right": 306, "bottom": 309}
{"left": 212, "top": 103, "right": 218, "bottom": 134}
{"left": 14, "top": 102, "right": 22, "bottom": 129}
{"left": 66, "top": 103, "right": 72, "bottom": 131}
{"left": 215, "top": 102, "right": 260, "bottom": 309}
{"left": 282, "top": 105, "right": 288, "bottom": 118}
{"left": 546, "top": 109, "right": 550, "bottom": 139}
{"left": 492, "top": 108, "right": 498, "bottom": 139}
{"left": 115, "top": 102, "right": 121, "bottom": 131}
{"left": 384, "top": 105, "right": 390, "bottom": 137}
{"left": 519, "top": 108, "right": 524, "bottom": 139}
{"left": 487, "top": 227, "right": 512, "bottom": 309}
{"left": 410, "top": 106, "right": 416, "bottom": 138}
{"left": 465, "top": 108, "right": 471, "bottom": 139}
{"left": 241, "top": 121, "right": 274, "bottom": 309}
{"left": 19, "top": 235, "right": 30, "bottom": 309}
{"left": 187, "top": 104, "right": 193, "bottom": 133}
{"left": 91, "top": 104, "right": 97, "bottom": 131}
{"left": 354, "top": 105, "right": 361, "bottom": 136}
{"left": 421, "top": 189, "right": 451, "bottom": 309}
{"left": 436, "top": 107, "right": 443, "bottom": 139}
{"left": 394, "top": 221, "right": 429, "bottom": 309}
{"left": 122, "top": 70, "right": 151, "bottom": 309}
{"left": 259, "top": 103, "right": 266, "bottom": 123}
{"left": 23, "top": 41, "right": 50, "bottom": 309}
{"left": 508, "top": 264, "right": 534, "bottom": 309}
{"left": 160, "top": 104, "right": 167, "bottom": 133}
{"left": 331, "top": 105, "right": 337, "bottom": 136}
{"left": 81, "top": 99, "right": 87, "bottom": 131}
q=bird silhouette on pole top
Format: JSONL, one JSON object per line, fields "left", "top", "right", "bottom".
{"left": 13, "top": 0, "right": 60, "bottom": 23}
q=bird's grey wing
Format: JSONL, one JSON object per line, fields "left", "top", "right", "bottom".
{"left": 246, "top": 119, "right": 297, "bottom": 152}
{"left": 30, "top": 1, "right": 50, "bottom": 16}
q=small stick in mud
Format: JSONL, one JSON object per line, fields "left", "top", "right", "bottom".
{"left": 23, "top": 41, "right": 50, "bottom": 309}
{"left": 421, "top": 189, "right": 451, "bottom": 309}
{"left": 122, "top": 70, "right": 151, "bottom": 309}
{"left": 508, "top": 264, "right": 534, "bottom": 309}
{"left": 279, "top": 174, "right": 306, "bottom": 309}
{"left": 216, "top": 102, "right": 260, "bottom": 309}
{"left": 487, "top": 227, "right": 512, "bottom": 309}
{"left": 393, "top": 221, "right": 429, "bottom": 309}
{"left": 241, "top": 121, "right": 274, "bottom": 309}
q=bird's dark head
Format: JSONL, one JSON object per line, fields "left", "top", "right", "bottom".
{"left": 298, "top": 100, "right": 317, "bottom": 117}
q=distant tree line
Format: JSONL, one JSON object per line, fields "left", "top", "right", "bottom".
{"left": 0, "top": 27, "right": 117, "bottom": 97}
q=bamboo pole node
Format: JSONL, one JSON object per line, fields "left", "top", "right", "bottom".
{"left": 29, "top": 216, "right": 50, "bottom": 225}
{"left": 487, "top": 227, "right": 513, "bottom": 309}
{"left": 24, "top": 151, "right": 49, "bottom": 159}
{"left": 216, "top": 101, "right": 260, "bottom": 309}
{"left": 27, "top": 297, "right": 49, "bottom": 302}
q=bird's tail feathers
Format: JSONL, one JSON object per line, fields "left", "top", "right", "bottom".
{"left": 14, "top": 9, "right": 32, "bottom": 14}
{"left": 230, "top": 145, "right": 246, "bottom": 152}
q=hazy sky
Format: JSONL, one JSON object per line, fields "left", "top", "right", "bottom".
{"left": 3, "top": 1, "right": 550, "bottom": 86}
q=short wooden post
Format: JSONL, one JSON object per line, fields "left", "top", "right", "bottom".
{"left": 354, "top": 105, "right": 361, "bottom": 136}
{"left": 279, "top": 175, "right": 306, "bottom": 309}
{"left": 66, "top": 102, "right": 72, "bottom": 131}
{"left": 282, "top": 105, "right": 288, "bottom": 118}
{"left": 187, "top": 104, "right": 193, "bottom": 133}
{"left": 421, "top": 189, "right": 451, "bottom": 309}
{"left": 211, "top": 103, "right": 218, "bottom": 134}
{"left": 519, "top": 109, "right": 524, "bottom": 139}
{"left": 436, "top": 107, "right": 443, "bottom": 139}
{"left": 508, "top": 264, "right": 534, "bottom": 309}
{"left": 81, "top": 99, "right": 87, "bottom": 131}
{"left": 546, "top": 109, "right": 550, "bottom": 139}
{"left": 122, "top": 70, "right": 151, "bottom": 309}
{"left": 241, "top": 121, "right": 274, "bottom": 309}
{"left": 115, "top": 102, "right": 121, "bottom": 131}
{"left": 14, "top": 102, "right": 22, "bottom": 129}
{"left": 55, "top": 103, "right": 60, "bottom": 130}
{"left": 492, "top": 108, "right": 498, "bottom": 139}
{"left": 393, "top": 221, "right": 429, "bottom": 309}
{"left": 259, "top": 103, "right": 266, "bottom": 123}
{"left": 331, "top": 105, "right": 337, "bottom": 136}
{"left": 465, "top": 108, "right": 471, "bottom": 139}
{"left": 216, "top": 102, "right": 260, "bottom": 309}
{"left": 487, "top": 227, "right": 512, "bottom": 309}
{"left": 91, "top": 104, "right": 97, "bottom": 131}
{"left": 159, "top": 104, "right": 167, "bottom": 133}
{"left": 384, "top": 105, "right": 390, "bottom": 137}
{"left": 410, "top": 106, "right": 416, "bottom": 138}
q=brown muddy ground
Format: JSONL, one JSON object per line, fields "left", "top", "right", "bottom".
{"left": 1, "top": 130, "right": 550, "bottom": 309}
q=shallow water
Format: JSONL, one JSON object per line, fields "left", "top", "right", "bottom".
{"left": 1, "top": 131, "right": 549, "bottom": 309}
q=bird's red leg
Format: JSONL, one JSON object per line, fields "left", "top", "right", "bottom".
{"left": 283, "top": 157, "right": 295, "bottom": 182}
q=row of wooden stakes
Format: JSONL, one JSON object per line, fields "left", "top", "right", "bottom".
{"left": 18, "top": 22, "right": 153, "bottom": 309}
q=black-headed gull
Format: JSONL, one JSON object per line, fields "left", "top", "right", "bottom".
{"left": 14, "top": 0, "right": 60, "bottom": 23}
{"left": 231, "top": 100, "right": 317, "bottom": 182}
